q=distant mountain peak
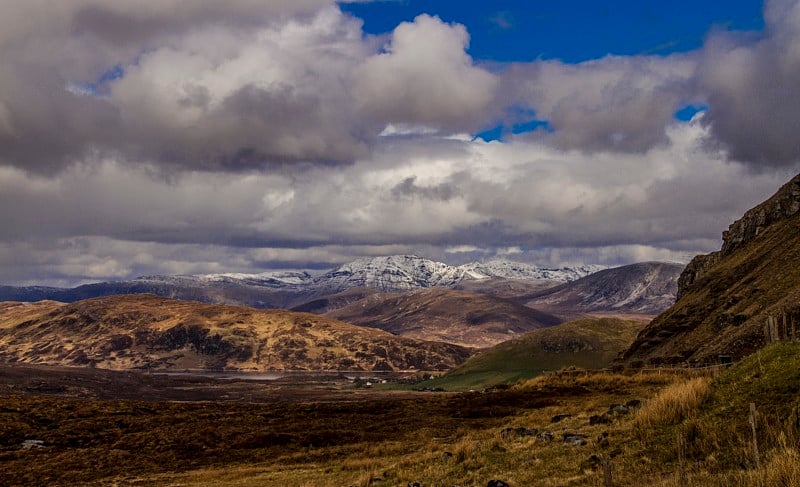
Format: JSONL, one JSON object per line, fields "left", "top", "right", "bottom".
{"left": 317, "top": 254, "right": 605, "bottom": 292}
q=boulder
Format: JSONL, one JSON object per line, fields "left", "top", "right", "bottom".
{"left": 589, "top": 413, "right": 612, "bottom": 425}
{"left": 563, "top": 433, "right": 588, "bottom": 446}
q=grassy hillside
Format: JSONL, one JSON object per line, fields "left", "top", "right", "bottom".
{"left": 629, "top": 341, "right": 800, "bottom": 485}
{"left": 0, "top": 294, "right": 471, "bottom": 371}
{"left": 413, "top": 317, "right": 647, "bottom": 390}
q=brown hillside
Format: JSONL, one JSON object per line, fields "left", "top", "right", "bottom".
{"left": 622, "top": 173, "right": 800, "bottom": 366}
{"left": 326, "top": 287, "right": 562, "bottom": 348}
{"left": 0, "top": 294, "right": 471, "bottom": 371}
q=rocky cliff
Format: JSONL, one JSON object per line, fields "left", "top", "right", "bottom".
{"left": 622, "top": 173, "right": 800, "bottom": 366}
{"left": 677, "top": 174, "right": 800, "bottom": 299}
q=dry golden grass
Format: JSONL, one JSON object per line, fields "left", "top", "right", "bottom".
{"left": 634, "top": 377, "right": 711, "bottom": 429}
{"left": 743, "top": 447, "right": 800, "bottom": 487}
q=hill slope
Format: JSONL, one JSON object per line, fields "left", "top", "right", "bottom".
{"left": 416, "top": 317, "right": 647, "bottom": 390}
{"left": 524, "top": 262, "right": 684, "bottom": 318}
{"left": 0, "top": 294, "right": 471, "bottom": 371}
{"left": 325, "top": 287, "right": 563, "bottom": 348}
{"left": 622, "top": 173, "right": 800, "bottom": 365}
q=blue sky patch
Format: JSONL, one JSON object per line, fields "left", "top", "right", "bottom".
{"left": 341, "top": 1, "right": 764, "bottom": 63}
{"left": 675, "top": 104, "right": 710, "bottom": 121}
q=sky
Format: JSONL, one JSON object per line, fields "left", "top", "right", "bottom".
{"left": 1, "top": 0, "right": 800, "bottom": 286}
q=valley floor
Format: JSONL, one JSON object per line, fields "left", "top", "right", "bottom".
{"left": 2, "top": 351, "right": 800, "bottom": 486}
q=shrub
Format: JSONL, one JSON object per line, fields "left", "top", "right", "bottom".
{"left": 634, "top": 377, "right": 711, "bottom": 429}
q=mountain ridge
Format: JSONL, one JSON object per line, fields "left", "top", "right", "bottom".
{"left": 323, "top": 287, "right": 563, "bottom": 348}
{"left": 524, "top": 262, "right": 685, "bottom": 318}
{"left": 0, "top": 255, "right": 606, "bottom": 307}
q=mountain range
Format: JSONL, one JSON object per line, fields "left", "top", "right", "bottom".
{"left": 0, "top": 256, "right": 605, "bottom": 308}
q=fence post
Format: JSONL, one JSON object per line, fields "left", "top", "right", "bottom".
{"left": 749, "top": 402, "right": 760, "bottom": 469}
{"left": 602, "top": 458, "right": 613, "bottom": 487}
{"left": 677, "top": 433, "right": 687, "bottom": 487}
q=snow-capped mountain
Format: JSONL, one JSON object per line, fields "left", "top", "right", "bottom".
{"left": 310, "top": 255, "right": 606, "bottom": 292}
{"left": 194, "top": 271, "right": 314, "bottom": 288}
{"left": 458, "top": 259, "right": 606, "bottom": 282}
{"left": 317, "top": 255, "right": 470, "bottom": 292}
{"left": 0, "top": 255, "right": 608, "bottom": 306}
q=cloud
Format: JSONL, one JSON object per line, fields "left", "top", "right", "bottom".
{"left": 488, "top": 11, "right": 514, "bottom": 31}
{"left": 0, "top": 4, "right": 386, "bottom": 173}
{"left": 0, "top": 118, "right": 793, "bottom": 285}
{"left": 0, "top": 4, "right": 502, "bottom": 174}
{"left": 498, "top": 55, "right": 696, "bottom": 152}
{"left": 2, "top": 0, "right": 800, "bottom": 286}
{"left": 693, "top": 0, "right": 800, "bottom": 167}
{"left": 354, "top": 14, "right": 498, "bottom": 131}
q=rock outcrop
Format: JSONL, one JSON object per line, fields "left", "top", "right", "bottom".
{"left": 677, "top": 174, "right": 800, "bottom": 299}
{"left": 622, "top": 173, "right": 800, "bottom": 366}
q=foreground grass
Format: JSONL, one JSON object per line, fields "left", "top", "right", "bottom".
{"left": 3, "top": 342, "right": 800, "bottom": 486}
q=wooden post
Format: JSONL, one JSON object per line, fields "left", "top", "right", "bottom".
{"left": 677, "top": 433, "right": 687, "bottom": 487}
{"left": 783, "top": 313, "right": 788, "bottom": 341}
{"left": 602, "top": 458, "right": 613, "bottom": 487}
{"left": 749, "top": 402, "right": 760, "bottom": 469}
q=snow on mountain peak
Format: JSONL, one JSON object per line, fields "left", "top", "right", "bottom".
{"left": 135, "top": 255, "right": 606, "bottom": 294}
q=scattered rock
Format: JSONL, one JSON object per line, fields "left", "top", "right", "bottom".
{"left": 21, "top": 439, "right": 45, "bottom": 450}
{"left": 609, "top": 404, "right": 630, "bottom": 415}
{"left": 407, "top": 482, "right": 424, "bottom": 487}
{"left": 487, "top": 480, "right": 510, "bottom": 487}
{"left": 500, "top": 427, "right": 537, "bottom": 438}
{"left": 441, "top": 451, "right": 453, "bottom": 461}
{"left": 580, "top": 454, "right": 602, "bottom": 471}
{"left": 551, "top": 413, "right": 572, "bottom": 423}
{"left": 563, "top": 433, "right": 588, "bottom": 446}
{"left": 589, "top": 413, "right": 612, "bottom": 425}
{"left": 596, "top": 432, "right": 610, "bottom": 448}
{"left": 625, "top": 399, "right": 642, "bottom": 409}
{"left": 535, "top": 431, "right": 554, "bottom": 443}
{"left": 22, "top": 440, "right": 44, "bottom": 450}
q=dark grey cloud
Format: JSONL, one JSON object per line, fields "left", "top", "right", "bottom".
{"left": 0, "top": 3, "right": 499, "bottom": 175}
{"left": 696, "top": 0, "right": 800, "bottom": 167}
{"left": 391, "top": 176, "right": 457, "bottom": 201}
